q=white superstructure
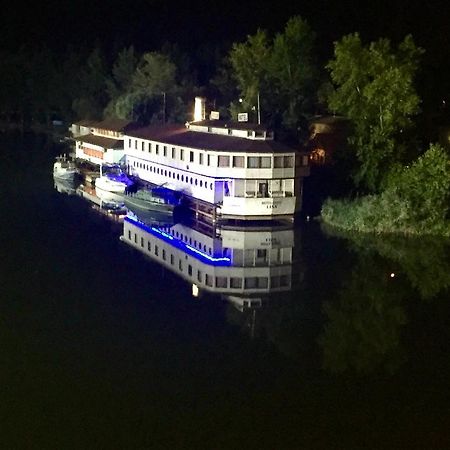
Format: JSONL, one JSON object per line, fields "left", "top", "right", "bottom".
{"left": 124, "top": 119, "right": 310, "bottom": 221}
{"left": 74, "top": 119, "right": 134, "bottom": 166}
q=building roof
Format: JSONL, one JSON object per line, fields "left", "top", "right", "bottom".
{"left": 75, "top": 134, "right": 124, "bottom": 149}
{"left": 94, "top": 118, "right": 136, "bottom": 132}
{"left": 73, "top": 118, "right": 136, "bottom": 132}
{"left": 192, "top": 119, "right": 269, "bottom": 132}
{"left": 127, "top": 124, "right": 297, "bottom": 153}
{"left": 73, "top": 120, "right": 97, "bottom": 127}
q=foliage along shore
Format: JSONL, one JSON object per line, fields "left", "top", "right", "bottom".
{"left": 321, "top": 144, "right": 450, "bottom": 237}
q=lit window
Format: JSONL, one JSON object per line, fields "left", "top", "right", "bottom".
{"left": 218, "top": 155, "right": 230, "bottom": 167}
{"left": 232, "top": 156, "right": 245, "bottom": 167}
{"left": 247, "top": 156, "right": 259, "bottom": 168}
{"left": 261, "top": 157, "right": 271, "bottom": 168}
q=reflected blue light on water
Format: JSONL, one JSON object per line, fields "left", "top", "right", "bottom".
{"left": 125, "top": 216, "right": 231, "bottom": 266}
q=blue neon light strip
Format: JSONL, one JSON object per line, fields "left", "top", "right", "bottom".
{"left": 125, "top": 216, "right": 231, "bottom": 266}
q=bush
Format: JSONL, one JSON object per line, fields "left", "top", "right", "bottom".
{"left": 321, "top": 143, "right": 450, "bottom": 236}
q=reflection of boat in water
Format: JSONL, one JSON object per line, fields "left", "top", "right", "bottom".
{"left": 76, "top": 184, "right": 127, "bottom": 220}
{"left": 121, "top": 215, "right": 295, "bottom": 310}
{"left": 53, "top": 155, "right": 79, "bottom": 181}
{"left": 95, "top": 164, "right": 134, "bottom": 193}
{"left": 123, "top": 186, "right": 179, "bottom": 214}
{"left": 54, "top": 176, "right": 78, "bottom": 195}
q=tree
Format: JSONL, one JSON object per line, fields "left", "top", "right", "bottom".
{"left": 386, "top": 143, "right": 450, "bottom": 226}
{"left": 228, "top": 17, "right": 318, "bottom": 142}
{"left": 72, "top": 47, "right": 110, "bottom": 120}
{"left": 107, "top": 51, "right": 186, "bottom": 124}
{"left": 229, "top": 29, "right": 271, "bottom": 122}
{"left": 104, "top": 46, "right": 138, "bottom": 119}
{"left": 270, "top": 16, "right": 318, "bottom": 130}
{"left": 327, "top": 34, "right": 423, "bottom": 191}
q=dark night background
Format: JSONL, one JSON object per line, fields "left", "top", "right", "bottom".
{"left": 3, "top": 0, "right": 450, "bottom": 116}
{"left": 3, "top": 0, "right": 449, "bottom": 70}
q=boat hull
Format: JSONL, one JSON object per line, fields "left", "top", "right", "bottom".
{"left": 95, "top": 177, "right": 128, "bottom": 193}
{"left": 53, "top": 170, "right": 77, "bottom": 181}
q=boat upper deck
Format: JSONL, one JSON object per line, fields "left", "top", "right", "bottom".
{"left": 126, "top": 124, "right": 297, "bottom": 154}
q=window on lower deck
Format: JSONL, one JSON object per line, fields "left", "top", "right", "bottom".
{"left": 260, "top": 157, "right": 271, "bottom": 168}
{"left": 230, "top": 277, "right": 242, "bottom": 288}
{"left": 247, "top": 156, "right": 271, "bottom": 168}
{"left": 247, "top": 156, "right": 259, "bottom": 168}
{"left": 216, "top": 277, "right": 228, "bottom": 288}
{"left": 218, "top": 155, "right": 230, "bottom": 167}
{"left": 232, "top": 156, "right": 245, "bottom": 167}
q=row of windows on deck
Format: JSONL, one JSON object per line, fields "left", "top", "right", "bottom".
{"left": 130, "top": 159, "right": 295, "bottom": 198}
{"left": 127, "top": 138, "right": 296, "bottom": 168}
{"left": 127, "top": 230, "right": 290, "bottom": 289}
{"left": 94, "top": 129, "right": 122, "bottom": 138}
{"left": 130, "top": 160, "right": 214, "bottom": 190}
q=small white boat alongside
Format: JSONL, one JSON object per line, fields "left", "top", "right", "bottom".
{"left": 95, "top": 164, "right": 134, "bottom": 193}
{"left": 53, "top": 155, "right": 79, "bottom": 181}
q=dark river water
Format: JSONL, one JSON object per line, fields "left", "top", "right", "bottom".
{"left": 1, "top": 131, "right": 450, "bottom": 449}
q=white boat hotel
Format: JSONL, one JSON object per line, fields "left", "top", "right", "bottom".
{"left": 124, "top": 98, "right": 310, "bottom": 221}
{"left": 73, "top": 118, "right": 135, "bottom": 166}
{"left": 122, "top": 215, "right": 295, "bottom": 310}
